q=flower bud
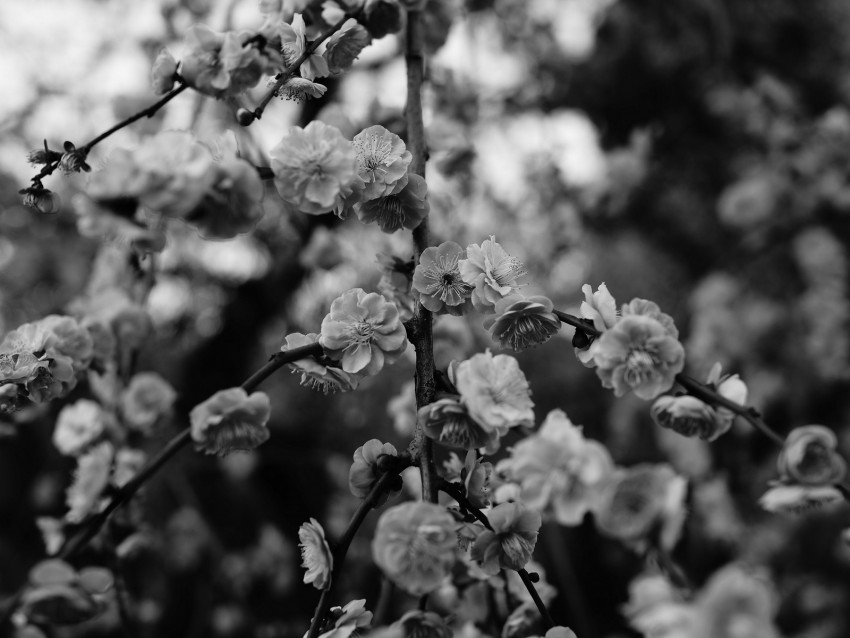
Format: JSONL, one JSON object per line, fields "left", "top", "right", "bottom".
{"left": 362, "top": 0, "right": 403, "bottom": 38}
{"left": 150, "top": 48, "right": 178, "bottom": 95}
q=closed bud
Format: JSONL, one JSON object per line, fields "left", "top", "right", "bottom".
{"left": 236, "top": 108, "right": 256, "bottom": 126}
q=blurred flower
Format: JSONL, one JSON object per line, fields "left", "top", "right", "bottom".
{"left": 279, "top": 77, "right": 328, "bottom": 102}
{"left": 717, "top": 172, "right": 781, "bottom": 230}
{"left": 362, "top": 0, "right": 403, "bottom": 38}
{"left": 280, "top": 14, "right": 329, "bottom": 80}
{"left": 622, "top": 572, "right": 693, "bottom": 638}
{"left": 325, "top": 20, "right": 371, "bottom": 76}
{"left": 484, "top": 295, "right": 560, "bottom": 351}
{"left": 470, "top": 502, "right": 541, "bottom": 575}
{"left": 594, "top": 464, "right": 687, "bottom": 551}
{"left": 150, "top": 48, "right": 177, "bottom": 94}
{"left": 592, "top": 315, "right": 685, "bottom": 400}
{"left": 321, "top": 600, "right": 373, "bottom": 638}
{"left": 777, "top": 425, "right": 846, "bottom": 486}
{"left": 376, "top": 253, "right": 416, "bottom": 322}
{"left": 575, "top": 282, "right": 617, "bottom": 367}
{"left": 453, "top": 351, "right": 534, "bottom": 441}
{"left": 120, "top": 372, "right": 176, "bottom": 434}
{"left": 459, "top": 237, "right": 527, "bottom": 313}
{"left": 496, "top": 409, "right": 613, "bottom": 525}
{"left": 65, "top": 442, "right": 114, "bottom": 523}
{"left": 20, "top": 186, "right": 59, "bottom": 214}
{"left": 355, "top": 173, "right": 429, "bottom": 233}
{"left": 353, "top": 125, "right": 412, "bottom": 201}
{"left": 421, "top": 395, "right": 493, "bottom": 449}
{"left": 190, "top": 388, "right": 271, "bottom": 456}
{"left": 53, "top": 400, "right": 109, "bottom": 456}
{"left": 320, "top": 288, "right": 408, "bottom": 375}
{"left": 392, "top": 610, "right": 452, "bottom": 638}
{"left": 691, "top": 565, "right": 779, "bottom": 638}
{"left": 282, "top": 332, "right": 359, "bottom": 393}
{"left": 372, "top": 502, "right": 458, "bottom": 595}
{"left": 270, "top": 121, "right": 360, "bottom": 215}
{"left": 388, "top": 379, "right": 416, "bottom": 437}
{"left": 349, "top": 439, "right": 401, "bottom": 504}
{"left": 181, "top": 26, "right": 272, "bottom": 96}
{"left": 413, "top": 241, "right": 473, "bottom": 315}
{"left": 19, "top": 560, "right": 110, "bottom": 626}
{"left": 758, "top": 483, "right": 843, "bottom": 514}
{"left": 299, "top": 518, "right": 333, "bottom": 590}
{"left": 112, "top": 448, "right": 146, "bottom": 488}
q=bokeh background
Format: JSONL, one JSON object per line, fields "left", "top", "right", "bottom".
{"left": 3, "top": 0, "right": 850, "bottom": 636}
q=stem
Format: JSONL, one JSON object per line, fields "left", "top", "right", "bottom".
{"left": 306, "top": 469, "right": 404, "bottom": 638}
{"left": 242, "top": 342, "right": 324, "bottom": 392}
{"left": 553, "top": 310, "right": 601, "bottom": 337}
{"left": 437, "top": 480, "right": 554, "bottom": 628}
{"left": 251, "top": 16, "right": 351, "bottom": 121}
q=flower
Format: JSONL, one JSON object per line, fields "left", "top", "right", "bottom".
{"left": 66, "top": 442, "right": 114, "bottom": 523}
{"left": 443, "top": 450, "right": 492, "bottom": 510}
{"left": 651, "top": 395, "right": 723, "bottom": 441}
{"left": 459, "top": 237, "right": 527, "bottom": 312}
{"left": 282, "top": 333, "right": 359, "bottom": 393}
{"left": 412, "top": 241, "right": 473, "bottom": 315}
{"left": 270, "top": 121, "right": 360, "bottom": 215}
{"left": 496, "top": 409, "right": 614, "bottom": 525}
{"left": 353, "top": 125, "right": 412, "bottom": 200}
{"left": 280, "top": 14, "right": 329, "bottom": 80}
{"left": 591, "top": 314, "right": 685, "bottom": 400}
{"left": 190, "top": 388, "right": 271, "bottom": 456}
{"left": 420, "top": 395, "right": 494, "bottom": 450}
{"left": 691, "top": 565, "right": 779, "bottom": 638}
{"left": 622, "top": 298, "right": 679, "bottom": 339}
{"left": 120, "top": 373, "right": 177, "bottom": 434}
{"left": 372, "top": 502, "right": 458, "bottom": 595}
{"left": 325, "top": 20, "right": 372, "bottom": 76}
{"left": 320, "top": 600, "right": 373, "bottom": 638}
{"left": 452, "top": 351, "right": 534, "bottom": 439}
{"left": 354, "top": 173, "right": 429, "bottom": 233}
{"left": 470, "top": 502, "right": 541, "bottom": 574}
{"left": 181, "top": 26, "right": 272, "bottom": 96}
{"left": 392, "top": 611, "right": 452, "bottom": 638}
{"left": 484, "top": 295, "right": 561, "bottom": 351}
{"left": 622, "top": 572, "right": 693, "bottom": 638}
{"left": 59, "top": 142, "right": 91, "bottom": 174}
{"left": 150, "top": 48, "right": 177, "bottom": 94}
{"left": 278, "top": 77, "right": 327, "bottom": 102}
{"left": 53, "top": 400, "right": 109, "bottom": 457}
{"left": 320, "top": 288, "right": 408, "bottom": 376}
{"left": 594, "top": 464, "right": 687, "bottom": 551}
{"left": 20, "top": 186, "right": 59, "bottom": 214}
{"left": 349, "top": 439, "right": 402, "bottom": 504}
{"left": 758, "top": 483, "right": 843, "bottom": 514}
{"left": 574, "top": 283, "right": 617, "bottom": 367}
{"left": 299, "top": 518, "right": 333, "bottom": 590}
{"left": 776, "top": 425, "right": 846, "bottom": 486}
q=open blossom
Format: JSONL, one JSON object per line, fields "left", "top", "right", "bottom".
{"left": 459, "top": 237, "right": 527, "bottom": 313}
{"left": 279, "top": 77, "right": 327, "bottom": 102}
{"left": 270, "top": 121, "right": 360, "bottom": 215}
{"left": 452, "top": 351, "right": 534, "bottom": 439}
{"left": 325, "top": 20, "right": 371, "bottom": 76}
{"left": 592, "top": 314, "right": 685, "bottom": 400}
{"left": 484, "top": 295, "right": 561, "bottom": 351}
{"left": 776, "top": 425, "right": 846, "bottom": 486}
{"left": 353, "top": 125, "right": 412, "bottom": 200}
{"left": 622, "top": 298, "right": 679, "bottom": 338}
{"left": 349, "top": 439, "right": 401, "bottom": 504}
{"left": 372, "top": 502, "right": 458, "bottom": 595}
{"left": 66, "top": 442, "right": 114, "bottom": 524}
{"left": 53, "top": 400, "right": 110, "bottom": 457}
{"left": 320, "top": 288, "right": 408, "bottom": 376}
{"left": 150, "top": 48, "right": 177, "bottom": 94}
{"left": 120, "top": 373, "right": 177, "bottom": 434}
{"left": 443, "top": 450, "right": 492, "bottom": 510}
{"left": 355, "top": 174, "right": 429, "bottom": 233}
{"left": 299, "top": 518, "right": 333, "bottom": 590}
{"left": 282, "top": 333, "right": 359, "bottom": 393}
{"left": 413, "top": 241, "right": 473, "bottom": 315}
{"left": 420, "top": 395, "right": 494, "bottom": 450}
{"left": 470, "top": 502, "right": 541, "bottom": 574}
{"left": 320, "top": 600, "right": 373, "bottom": 638}
{"left": 280, "top": 14, "right": 329, "bottom": 80}
{"left": 496, "top": 409, "right": 614, "bottom": 525}
{"left": 594, "top": 464, "right": 688, "bottom": 551}
{"left": 190, "top": 388, "right": 271, "bottom": 456}
{"left": 575, "top": 282, "right": 617, "bottom": 367}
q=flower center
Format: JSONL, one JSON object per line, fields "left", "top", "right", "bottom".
{"left": 375, "top": 196, "right": 405, "bottom": 232}
{"left": 349, "top": 321, "right": 374, "bottom": 345}
{"left": 355, "top": 134, "right": 394, "bottom": 171}
{"left": 489, "top": 255, "right": 527, "bottom": 287}
{"left": 623, "top": 348, "right": 658, "bottom": 386}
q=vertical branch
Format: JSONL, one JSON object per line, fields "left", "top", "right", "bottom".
{"left": 405, "top": 10, "right": 438, "bottom": 503}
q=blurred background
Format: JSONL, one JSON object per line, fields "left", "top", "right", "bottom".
{"left": 3, "top": 0, "right": 850, "bottom": 636}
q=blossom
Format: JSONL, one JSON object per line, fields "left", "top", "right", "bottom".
{"left": 470, "top": 502, "right": 541, "bottom": 574}
{"left": 58, "top": 142, "right": 91, "bottom": 174}
{"left": 353, "top": 125, "right": 412, "bottom": 200}
{"left": 372, "top": 502, "right": 458, "bottom": 595}
{"left": 349, "top": 439, "right": 401, "bottom": 504}
{"left": 622, "top": 572, "right": 693, "bottom": 638}
{"left": 320, "top": 288, "right": 408, "bottom": 376}
{"left": 412, "top": 241, "right": 473, "bottom": 315}
{"left": 691, "top": 565, "right": 779, "bottom": 638}
{"left": 376, "top": 253, "right": 416, "bottom": 322}
{"left": 354, "top": 174, "right": 429, "bottom": 233}
{"left": 459, "top": 237, "right": 527, "bottom": 312}
{"left": 442, "top": 450, "right": 492, "bottom": 510}
{"left": 496, "top": 409, "right": 614, "bottom": 525}
{"left": 320, "top": 600, "right": 373, "bottom": 638}
{"left": 282, "top": 333, "right": 359, "bottom": 393}
{"left": 622, "top": 298, "right": 679, "bottom": 339}
{"left": 776, "top": 425, "right": 846, "bottom": 486}
{"left": 20, "top": 186, "right": 59, "bottom": 214}
{"left": 119, "top": 373, "right": 176, "bottom": 434}
{"left": 420, "top": 395, "right": 494, "bottom": 450}
{"left": 66, "top": 442, "right": 114, "bottom": 523}
{"left": 594, "top": 464, "right": 687, "bottom": 551}
{"left": 591, "top": 314, "right": 685, "bottom": 400}
{"left": 53, "top": 400, "right": 109, "bottom": 457}
{"left": 574, "top": 282, "right": 617, "bottom": 367}
{"left": 280, "top": 14, "right": 330, "bottom": 80}
{"left": 19, "top": 559, "right": 112, "bottom": 626}
{"left": 270, "top": 121, "right": 360, "bottom": 215}
{"left": 484, "top": 295, "right": 561, "bottom": 351}
{"left": 391, "top": 611, "right": 452, "bottom": 638}
{"left": 452, "top": 351, "right": 534, "bottom": 439}
{"left": 181, "top": 26, "right": 272, "bottom": 96}
{"left": 278, "top": 77, "right": 327, "bottom": 102}
{"left": 299, "top": 518, "right": 333, "bottom": 590}
{"left": 325, "top": 20, "right": 372, "bottom": 76}
{"left": 190, "top": 388, "right": 271, "bottom": 456}
{"left": 758, "top": 483, "right": 843, "bottom": 514}
{"left": 150, "top": 48, "right": 177, "bottom": 94}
